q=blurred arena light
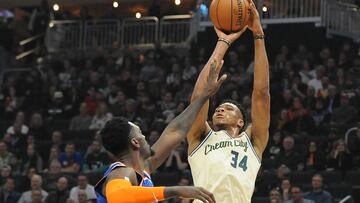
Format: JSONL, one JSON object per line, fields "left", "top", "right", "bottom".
{"left": 53, "top": 4, "right": 60, "bottom": 11}
{"left": 262, "top": 6, "right": 268, "bottom": 12}
{"left": 135, "top": 12, "right": 141, "bottom": 18}
{"left": 175, "top": 0, "right": 181, "bottom": 6}
{"left": 113, "top": 1, "right": 119, "bottom": 8}
{"left": 49, "top": 22, "right": 54, "bottom": 28}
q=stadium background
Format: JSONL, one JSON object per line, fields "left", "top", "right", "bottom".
{"left": 0, "top": 0, "right": 360, "bottom": 202}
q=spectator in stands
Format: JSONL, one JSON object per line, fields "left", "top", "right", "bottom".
{"left": 284, "top": 97, "right": 315, "bottom": 135}
{"left": 324, "top": 85, "right": 340, "bottom": 114}
{"left": 19, "top": 144, "right": 43, "bottom": 175}
{"left": 44, "top": 146, "right": 60, "bottom": 170}
{"left": 0, "top": 177, "right": 21, "bottom": 203}
{"left": 29, "top": 113, "right": 48, "bottom": 140}
{"left": 122, "top": 99, "right": 139, "bottom": 121}
{"left": 331, "top": 93, "right": 358, "bottom": 125}
{"left": 110, "top": 90, "right": 127, "bottom": 116}
{"left": 267, "top": 130, "right": 283, "bottom": 159}
{"left": 68, "top": 103, "right": 92, "bottom": 131}
{"left": 18, "top": 174, "right": 48, "bottom": 203}
{"left": 304, "top": 174, "right": 332, "bottom": 203}
{"left": 47, "top": 91, "right": 72, "bottom": 119}
{"left": 275, "top": 136, "right": 304, "bottom": 170}
{"left": 76, "top": 190, "right": 88, "bottom": 203}
{"left": 327, "top": 139, "right": 353, "bottom": 171}
{"left": 269, "top": 188, "right": 282, "bottom": 203}
{"left": 58, "top": 142, "right": 82, "bottom": 173}
{"left": 6, "top": 111, "right": 29, "bottom": 135}
{"left": 346, "top": 123, "right": 360, "bottom": 159}
{"left": 0, "top": 165, "right": 12, "bottom": 186}
{"left": 310, "top": 98, "right": 330, "bottom": 129}
{"left": 30, "top": 189, "right": 43, "bottom": 203}
{"left": 45, "top": 177, "right": 69, "bottom": 203}
{"left": 0, "top": 141, "right": 17, "bottom": 170}
{"left": 280, "top": 178, "right": 291, "bottom": 202}
{"left": 284, "top": 185, "right": 314, "bottom": 203}
{"left": 164, "top": 141, "right": 188, "bottom": 172}
{"left": 307, "top": 66, "right": 324, "bottom": 97}
{"left": 69, "top": 174, "right": 96, "bottom": 203}
{"left": 305, "top": 141, "right": 326, "bottom": 171}
{"left": 89, "top": 102, "right": 112, "bottom": 130}
{"left": 147, "top": 130, "right": 160, "bottom": 146}
{"left": 83, "top": 140, "right": 110, "bottom": 173}
{"left": 51, "top": 131, "right": 65, "bottom": 152}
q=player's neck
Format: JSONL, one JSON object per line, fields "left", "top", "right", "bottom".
{"left": 215, "top": 125, "right": 241, "bottom": 138}
{"left": 116, "top": 152, "right": 146, "bottom": 172}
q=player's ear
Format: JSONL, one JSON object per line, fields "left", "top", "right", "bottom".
{"left": 130, "top": 138, "right": 141, "bottom": 149}
{"left": 237, "top": 119, "right": 244, "bottom": 129}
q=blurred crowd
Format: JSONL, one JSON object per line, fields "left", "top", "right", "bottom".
{"left": 0, "top": 2, "right": 360, "bottom": 203}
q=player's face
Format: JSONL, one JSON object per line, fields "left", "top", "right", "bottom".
{"left": 131, "top": 124, "right": 152, "bottom": 159}
{"left": 212, "top": 103, "right": 244, "bottom": 130}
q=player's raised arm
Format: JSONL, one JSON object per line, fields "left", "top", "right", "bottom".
{"left": 188, "top": 27, "right": 246, "bottom": 153}
{"left": 247, "top": 1, "right": 270, "bottom": 156}
{"left": 146, "top": 60, "right": 228, "bottom": 173}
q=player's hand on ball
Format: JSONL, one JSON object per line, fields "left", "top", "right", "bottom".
{"left": 214, "top": 26, "right": 247, "bottom": 44}
{"left": 247, "top": 0, "right": 263, "bottom": 35}
{"left": 174, "top": 186, "right": 216, "bottom": 203}
{"left": 204, "top": 58, "right": 227, "bottom": 97}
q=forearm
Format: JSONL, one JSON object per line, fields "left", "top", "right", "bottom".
{"left": 167, "top": 94, "right": 209, "bottom": 135}
{"left": 253, "top": 36, "right": 269, "bottom": 92}
{"left": 149, "top": 94, "right": 210, "bottom": 171}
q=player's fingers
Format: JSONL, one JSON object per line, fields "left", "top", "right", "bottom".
{"left": 215, "top": 60, "right": 224, "bottom": 74}
{"left": 194, "top": 194, "right": 208, "bottom": 203}
{"left": 217, "top": 74, "right": 228, "bottom": 85}
{"left": 199, "top": 188, "right": 216, "bottom": 203}
{"left": 209, "top": 59, "right": 217, "bottom": 77}
{"left": 198, "top": 190, "right": 214, "bottom": 203}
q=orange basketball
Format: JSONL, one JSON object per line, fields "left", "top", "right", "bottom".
{"left": 209, "top": 0, "right": 251, "bottom": 33}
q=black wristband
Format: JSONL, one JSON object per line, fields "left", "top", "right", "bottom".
{"left": 254, "top": 34, "right": 265, "bottom": 40}
{"left": 218, "top": 38, "right": 231, "bottom": 46}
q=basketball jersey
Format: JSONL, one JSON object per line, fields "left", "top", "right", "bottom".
{"left": 188, "top": 130, "right": 261, "bottom": 203}
{"left": 94, "top": 162, "right": 155, "bottom": 203}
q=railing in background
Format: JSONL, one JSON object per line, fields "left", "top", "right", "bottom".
{"left": 16, "top": 33, "right": 44, "bottom": 60}
{"left": 84, "top": 20, "right": 120, "bottom": 49}
{"left": 122, "top": 17, "right": 158, "bottom": 48}
{"left": 45, "top": 20, "right": 82, "bottom": 52}
{"left": 160, "top": 15, "right": 193, "bottom": 48}
{"left": 199, "top": 0, "right": 323, "bottom": 26}
{"left": 325, "top": 2, "right": 360, "bottom": 42}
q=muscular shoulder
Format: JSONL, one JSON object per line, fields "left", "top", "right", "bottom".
{"left": 106, "top": 167, "right": 138, "bottom": 186}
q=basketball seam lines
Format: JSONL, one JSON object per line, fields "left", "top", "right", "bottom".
{"left": 216, "top": 0, "right": 223, "bottom": 31}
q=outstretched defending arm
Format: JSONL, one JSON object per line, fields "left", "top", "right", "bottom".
{"left": 188, "top": 27, "right": 247, "bottom": 154}
{"left": 147, "top": 60, "right": 227, "bottom": 173}
{"left": 247, "top": 1, "right": 270, "bottom": 156}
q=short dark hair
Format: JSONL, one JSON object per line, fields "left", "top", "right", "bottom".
{"left": 100, "top": 117, "right": 132, "bottom": 156}
{"left": 219, "top": 99, "right": 248, "bottom": 132}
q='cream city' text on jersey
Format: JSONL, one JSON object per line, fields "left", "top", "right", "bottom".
{"left": 188, "top": 130, "right": 261, "bottom": 203}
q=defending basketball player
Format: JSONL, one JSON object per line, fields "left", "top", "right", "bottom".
{"left": 187, "top": 1, "right": 270, "bottom": 203}
{"left": 94, "top": 59, "right": 227, "bottom": 203}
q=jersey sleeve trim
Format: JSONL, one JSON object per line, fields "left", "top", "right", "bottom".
{"left": 243, "top": 132, "right": 262, "bottom": 164}
{"left": 189, "top": 130, "right": 213, "bottom": 157}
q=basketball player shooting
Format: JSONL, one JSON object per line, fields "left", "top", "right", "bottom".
{"left": 94, "top": 59, "right": 227, "bottom": 203}
{"left": 187, "top": 1, "right": 270, "bottom": 203}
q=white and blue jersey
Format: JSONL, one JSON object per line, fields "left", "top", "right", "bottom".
{"left": 94, "top": 162, "right": 154, "bottom": 203}
{"left": 188, "top": 130, "right": 261, "bottom": 203}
